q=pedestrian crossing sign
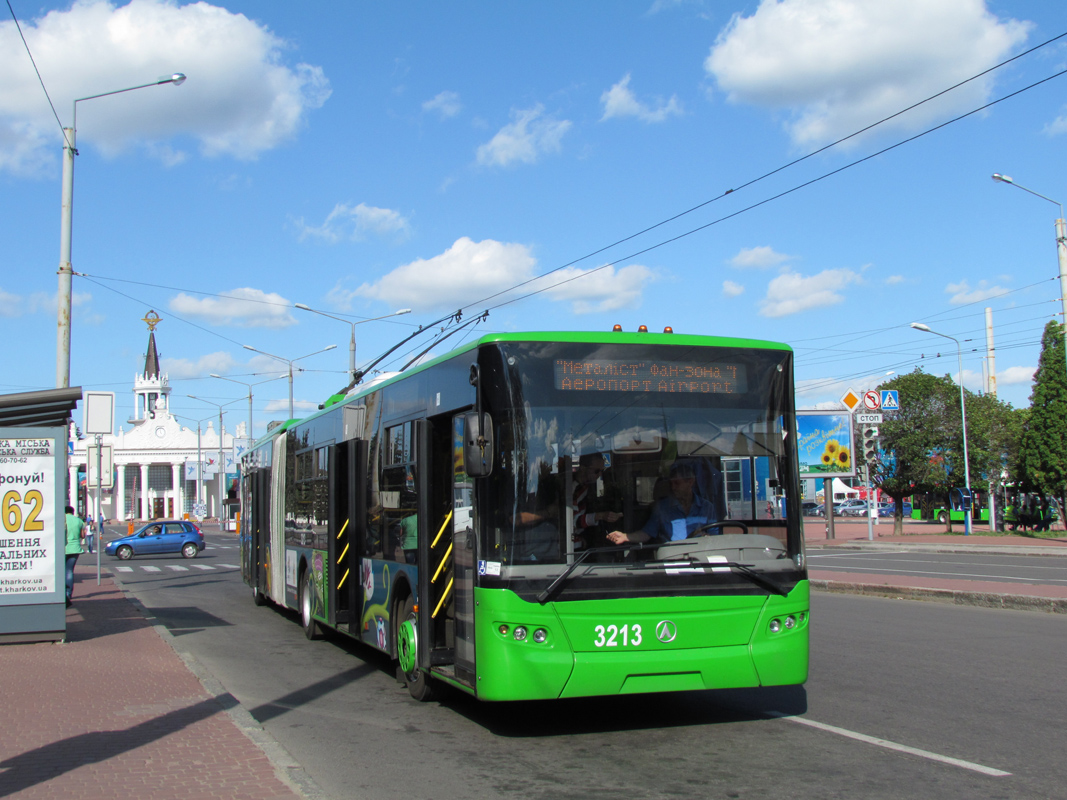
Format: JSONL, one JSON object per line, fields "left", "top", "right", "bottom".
{"left": 881, "top": 390, "right": 899, "bottom": 411}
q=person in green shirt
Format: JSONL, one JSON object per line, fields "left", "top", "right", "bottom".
{"left": 64, "top": 505, "right": 85, "bottom": 607}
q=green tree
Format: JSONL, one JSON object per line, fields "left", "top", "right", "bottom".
{"left": 871, "top": 369, "right": 959, "bottom": 533}
{"left": 966, "top": 391, "right": 1024, "bottom": 531}
{"left": 1018, "top": 320, "right": 1067, "bottom": 518}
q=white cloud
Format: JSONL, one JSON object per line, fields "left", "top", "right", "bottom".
{"left": 0, "top": 0, "right": 330, "bottom": 176}
{"left": 294, "top": 203, "right": 410, "bottom": 243}
{"left": 263, "top": 398, "right": 319, "bottom": 415}
{"left": 169, "top": 287, "right": 296, "bottom": 328}
{"left": 759, "top": 268, "right": 862, "bottom": 317}
{"left": 722, "top": 280, "right": 744, "bottom": 297}
{"left": 997, "top": 365, "right": 1035, "bottom": 385}
{"left": 946, "top": 278, "right": 1009, "bottom": 304}
{"left": 423, "top": 90, "right": 462, "bottom": 118}
{"left": 600, "top": 74, "right": 682, "bottom": 123}
{"left": 884, "top": 274, "right": 905, "bottom": 285}
{"left": 159, "top": 350, "right": 241, "bottom": 380}
{"left": 476, "top": 105, "right": 571, "bottom": 167}
{"left": 730, "top": 245, "right": 792, "bottom": 269}
{"left": 537, "top": 264, "right": 655, "bottom": 314}
{"left": 705, "top": 0, "right": 1030, "bottom": 148}
{"left": 347, "top": 237, "right": 538, "bottom": 312}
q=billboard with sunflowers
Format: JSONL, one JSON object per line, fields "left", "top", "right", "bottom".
{"left": 797, "top": 411, "right": 855, "bottom": 478}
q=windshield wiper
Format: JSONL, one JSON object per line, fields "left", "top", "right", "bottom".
{"left": 535, "top": 544, "right": 648, "bottom": 604}
{"left": 630, "top": 557, "right": 790, "bottom": 597}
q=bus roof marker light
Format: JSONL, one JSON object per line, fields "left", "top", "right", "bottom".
{"left": 612, "top": 324, "right": 623, "bottom": 332}
{"left": 663, "top": 326, "right": 673, "bottom": 334}
{"left": 638, "top": 325, "right": 648, "bottom": 332}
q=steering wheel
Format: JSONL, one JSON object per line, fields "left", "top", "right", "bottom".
{"left": 690, "top": 520, "right": 749, "bottom": 537}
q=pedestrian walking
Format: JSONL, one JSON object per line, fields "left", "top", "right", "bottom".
{"left": 64, "top": 505, "right": 85, "bottom": 607}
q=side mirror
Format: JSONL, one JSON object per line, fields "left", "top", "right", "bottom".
{"left": 462, "top": 412, "right": 494, "bottom": 477}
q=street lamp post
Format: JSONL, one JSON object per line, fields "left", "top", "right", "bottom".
{"left": 293, "top": 305, "right": 412, "bottom": 384}
{"left": 57, "top": 73, "right": 186, "bottom": 388}
{"left": 991, "top": 173, "right": 1067, "bottom": 375}
{"left": 208, "top": 373, "right": 287, "bottom": 443}
{"left": 241, "top": 345, "right": 337, "bottom": 420}
{"left": 910, "top": 323, "right": 973, "bottom": 535}
{"left": 187, "top": 395, "right": 240, "bottom": 522}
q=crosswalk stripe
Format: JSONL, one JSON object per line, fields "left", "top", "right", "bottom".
{"left": 215, "top": 563, "right": 239, "bottom": 569}
{"left": 166, "top": 565, "right": 189, "bottom": 571}
{"left": 143, "top": 566, "right": 161, "bottom": 572}
{"left": 191, "top": 564, "right": 215, "bottom": 570}
{"left": 114, "top": 566, "right": 133, "bottom": 572}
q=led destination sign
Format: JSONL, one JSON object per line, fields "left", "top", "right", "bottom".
{"left": 554, "top": 359, "right": 746, "bottom": 394}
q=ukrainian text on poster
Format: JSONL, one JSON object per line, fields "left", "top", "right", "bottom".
{"left": 0, "top": 438, "right": 56, "bottom": 595}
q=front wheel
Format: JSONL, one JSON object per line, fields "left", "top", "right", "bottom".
{"left": 252, "top": 584, "right": 267, "bottom": 606}
{"left": 938, "top": 511, "right": 948, "bottom": 524}
{"left": 116, "top": 545, "right": 133, "bottom": 560}
{"left": 397, "top": 595, "right": 435, "bottom": 701}
{"left": 300, "top": 570, "right": 322, "bottom": 640}
{"left": 181, "top": 542, "right": 198, "bottom": 559}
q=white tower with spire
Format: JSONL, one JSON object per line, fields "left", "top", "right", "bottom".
{"left": 132, "top": 309, "right": 171, "bottom": 423}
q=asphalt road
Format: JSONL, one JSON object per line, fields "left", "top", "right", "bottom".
{"left": 808, "top": 548, "right": 1067, "bottom": 587}
{"left": 103, "top": 528, "right": 1067, "bottom": 799}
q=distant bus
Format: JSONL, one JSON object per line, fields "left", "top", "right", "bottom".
{"left": 240, "top": 330, "right": 808, "bottom": 701}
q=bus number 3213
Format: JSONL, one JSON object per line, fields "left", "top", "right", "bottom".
{"left": 594, "top": 623, "right": 643, "bottom": 647}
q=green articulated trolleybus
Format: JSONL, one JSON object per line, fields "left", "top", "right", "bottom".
{"left": 240, "top": 329, "right": 809, "bottom": 701}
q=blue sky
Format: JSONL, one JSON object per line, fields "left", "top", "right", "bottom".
{"left": 3, "top": 0, "right": 1066, "bottom": 437}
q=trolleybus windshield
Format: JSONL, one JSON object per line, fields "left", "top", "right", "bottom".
{"left": 477, "top": 341, "right": 802, "bottom": 598}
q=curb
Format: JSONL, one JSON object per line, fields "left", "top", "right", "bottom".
{"left": 812, "top": 579, "right": 1067, "bottom": 614}
{"left": 114, "top": 573, "right": 331, "bottom": 800}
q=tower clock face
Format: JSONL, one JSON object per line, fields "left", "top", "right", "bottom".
{"left": 155, "top": 427, "right": 166, "bottom": 439}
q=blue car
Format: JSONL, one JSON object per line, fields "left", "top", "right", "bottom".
{"left": 104, "top": 520, "right": 206, "bottom": 560}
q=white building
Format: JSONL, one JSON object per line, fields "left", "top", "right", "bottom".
{"left": 70, "top": 313, "right": 245, "bottom": 522}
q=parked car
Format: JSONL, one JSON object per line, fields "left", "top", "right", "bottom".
{"left": 878, "top": 501, "right": 913, "bottom": 517}
{"left": 833, "top": 499, "right": 868, "bottom": 516}
{"left": 802, "top": 502, "right": 823, "bottom": 516}
{"left": 104, "top": 520, "right": 205, "bottom": 560}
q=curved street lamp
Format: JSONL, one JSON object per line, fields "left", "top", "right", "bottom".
{"left": 209, "top": 373, "right": 288, "bottom": 443}
{"left": 991, "top": 173, "right": 1067, "bottom": 377}
{"left": 241, "top": 344, "right": 337, "bottom": 420}
{"left": 910, "top": 323, "right": 972, "bottom": 535}
{"left": 187, "top": 394, "right": 241, "bottom": 522}
{"left": 57, "top": 73, "right": 187, "bottom": 388}
{"left": 293, "top": 305, "right": 411, "bottom": 384}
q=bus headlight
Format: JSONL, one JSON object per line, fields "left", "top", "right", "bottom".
{"left": 784, "top": 615, "right": 796, "bottom": 629}
{"left": 769, "top": 618, "right": 781, "bottom": 633}
{"left": 532, "top": 628, "right": 547, "bottom": 643}
{"left": 513, "top": 626, "right": 528, "bottom": 641}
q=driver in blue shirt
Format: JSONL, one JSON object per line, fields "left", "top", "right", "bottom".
{"left": 607, "top": 462, "right": 717, "bottom": 545}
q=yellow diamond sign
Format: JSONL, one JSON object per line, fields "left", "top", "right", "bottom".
{"left": 841, "top": 388, "right": 861, "bottom": 412}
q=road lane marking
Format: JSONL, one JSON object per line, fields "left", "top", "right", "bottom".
{"left": 142, "top": 566, "right": 161, "bottom": 572}
{"left": 810, "top": 553, "right": 1067, "bottom": 573}
{"left": 810, "top": 564, "right": 1067, "bottom": 584}
{"left": 215, "top": 563, "right": 239, "bottom": 568}
{"left": 114, "top": 566, "right": 133, "bottom": 572}
{"left": 773, "top": 714, "right": 1011, "bottom": 776}
{"left": 191, "top": 564, "right": 215, "bottom": 570}
{"left": 166, "top": 565, "right": 190, "bottom": 571}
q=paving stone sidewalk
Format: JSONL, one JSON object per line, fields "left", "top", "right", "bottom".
{"left": 0, "top": 565, "right": 307, "bottom": 800}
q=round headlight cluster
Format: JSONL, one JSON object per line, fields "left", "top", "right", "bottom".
{"left": 769, "top": 613, "right": 806, "bottom": 634}
{"left": 497, "top": 623, "right": 549, "bottom": 643}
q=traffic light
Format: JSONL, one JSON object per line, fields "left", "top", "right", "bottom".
{"left": 862, "top": 426, "right": 880, "bottom": 462}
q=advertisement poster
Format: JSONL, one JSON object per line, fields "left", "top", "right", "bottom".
{"left": 0, "top": 436, "right": 56, "bottom": 595}
{"left": 796, "top": 412, "right": 855, "bottom": 478}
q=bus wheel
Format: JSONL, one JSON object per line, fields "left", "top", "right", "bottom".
{"left": 252, "top": 584, "right": 267, "bottom": 607}
{"left": 938, "top": 511, "right": 948, "bottom": 524}
{"left": 300, "top": 571, "right": 322, "bottom": 640}
{"left": 398, "top": 595, "right": 435, "bottom": 702}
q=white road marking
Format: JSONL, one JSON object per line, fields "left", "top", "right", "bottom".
{"left": 215, "top": 563, "right": 240, "bottom": 569}
{"left": 774, "top": 714, "right": 1011, "bottom": 776}
{"left": 113, "top": 566, "right": 133, "bottom": 572}
{"left": 142, "top": 566, "right": 161, "bottom": 572}
{"left": 811, "top": 563, "right": 1067, "bottom": 584}
{"left": 166, "top": 565, "right": 190, "bottom": 571}
{"left": 191, "top": 564, "right": 215, "bottom": 570}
